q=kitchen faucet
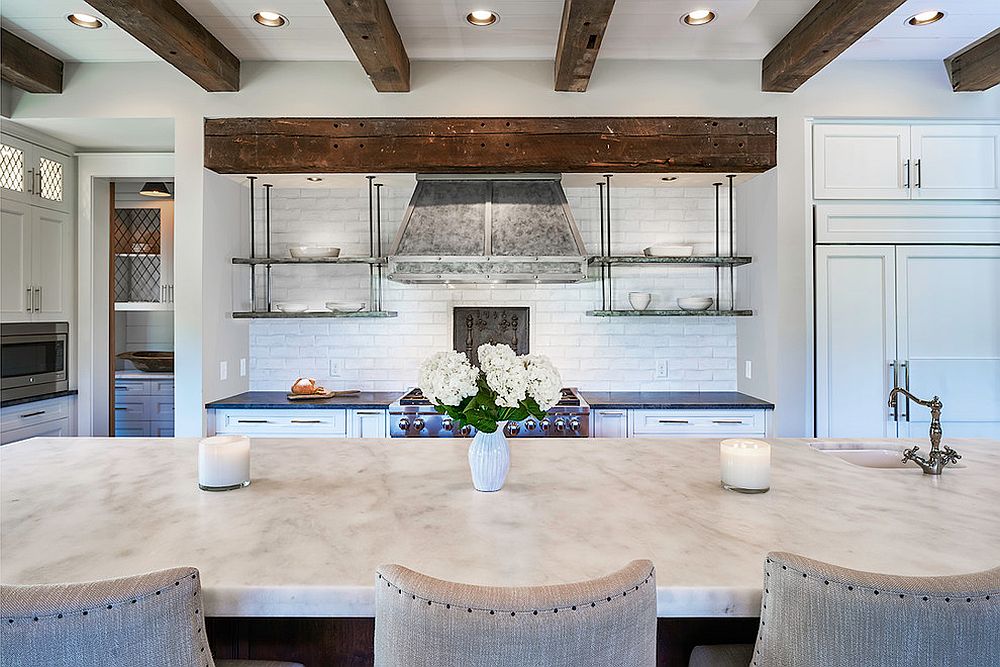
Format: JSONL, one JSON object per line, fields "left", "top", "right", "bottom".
{"left": 887, "top": 388, "right": 961, "bottom": 475}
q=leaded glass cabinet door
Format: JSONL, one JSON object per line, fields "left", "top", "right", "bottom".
{"left": 113, "top": 207, "right": 164, "bottom": 306}
{"left": 34, "top": 146, "right": 72, "bottom": 214}
{"left": 0, "top": 137, "right": 30, "bottom": 205}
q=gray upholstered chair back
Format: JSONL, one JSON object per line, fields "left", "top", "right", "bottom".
{"left": 1, "top": 567, "right": 213, "bottom": 667}
{"left": 754, "top": 552, "right": 1000, "bottom": 667}
{"left": 375, "top": 559, "right": 657, "bottom": 667}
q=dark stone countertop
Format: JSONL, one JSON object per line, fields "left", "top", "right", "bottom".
{"left": 205, "top": 391, "right": 402, "bottom": 410}
{"left": 580, "top": 391, "right": 774, "bottom": 410}
{"left": 1, "top": 390, "right": 79, "bottom": 409}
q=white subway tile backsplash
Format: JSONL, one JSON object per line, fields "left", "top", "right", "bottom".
{"left": 248, "top": 184, "right": 738, "bottom": 392}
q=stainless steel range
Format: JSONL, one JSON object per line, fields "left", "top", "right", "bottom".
{"left": 390, "top": 387, "right": 590, "bottom": 438}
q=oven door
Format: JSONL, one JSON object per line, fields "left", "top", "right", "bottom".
{"left": 1, "top": 332, "right": 69, "bottom": 399}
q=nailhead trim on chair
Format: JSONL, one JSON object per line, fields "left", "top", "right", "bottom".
{"left": 377, "top": 566, "right": 656, "bottom": 617}
{"left": 5, "top": 572, "right": 212, "bottom": 667}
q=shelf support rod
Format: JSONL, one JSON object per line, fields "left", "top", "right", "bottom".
{"left": 713, "top": 182, "right": 722, "bottom": 312}
{"left": 604, "top": 174, "right": 613, "bottom": 312}
{"left": 727, "top": 174, "right": 736, "bottom": 312}
{"left": 597, "top": 181, "right": 606, "bottom": 311}
{"left": 375, "top": 181, "right": 384, "bottom": 312}
{"left": 366, "top": 175, "right": 376, "bottom": 313}
{"left": 263, "top": 183, "right": 273, "bottom": 312}
{"left": 247, "top": 176, "right": 257, "bottom": 312}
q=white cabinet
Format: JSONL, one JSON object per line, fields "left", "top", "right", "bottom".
{"left": 114, "top": 375, "right": 174, "bottom": 437}
{"left": 593, "top": 409, "right": 628, "bottom": 438}
{"left": 1, "top": 200, "right": 73, "bottom": 322}
{"left": 630, "top": 409, "right": 768, "bottom": 437}
{"left": 113, "top": 200, "right": 175, "bottom": 311}
{"left": 0, "top": 135, "right": 72, "bottom": 213}
{"left": 1, "top": 395, "right": 76, "bottom": 445}
{"left": 349, "top": 409, "right": 387, "bottom": 438}
{"left": 813, "top": 124, "right": 1000, "bottom": 200}
{"left": 815, "top": 245, "right": 1000, "bottom": 438}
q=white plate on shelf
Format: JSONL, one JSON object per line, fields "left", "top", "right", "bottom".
{"left": 677, "top": 297, "right": 714, "bottom": 311}
{"left": 644, "top": 245, "right": 693, "bottom": 257}
{"left": 276, "top": 303, "right": 309, "bottom": 313}
{"left": 289, "top": 246, "right": 341, "bottom": 259}
{"left": 325, "top": 302, "right": 366, "bottom": 313}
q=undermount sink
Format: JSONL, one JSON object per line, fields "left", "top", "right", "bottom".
{"left": 809, "top": 442, "right": 966, "bottom": 469}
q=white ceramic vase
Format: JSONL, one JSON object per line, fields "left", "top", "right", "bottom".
{"left": 468, "top": 424, "right": 510, "bottom": 492}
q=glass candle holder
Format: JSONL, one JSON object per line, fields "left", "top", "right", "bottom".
{"left": 720, "top": 438, "right": 770, "bottom": 493}
{"left": 198, "top": 435, "right": 251, "bottom": 491}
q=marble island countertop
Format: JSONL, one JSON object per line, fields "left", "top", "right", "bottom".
{"left": 2, "top": 437, "right": 997, "bottom": 619}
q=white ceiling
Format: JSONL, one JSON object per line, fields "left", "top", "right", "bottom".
{"left": 1, "top": 0, "right": 997, "bottom": 63}
{"left": 3, "top": 118, "right": 175, "bottom": 152}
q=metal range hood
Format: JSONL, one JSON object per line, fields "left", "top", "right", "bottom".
{"left": 387, "top": 174, "right": 588, "bottom": 284}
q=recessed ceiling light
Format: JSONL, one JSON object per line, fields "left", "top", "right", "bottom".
{"left": 306, "top": 176, "right": 323, "bottom": 182}
{"left": 467, "top": 10, "right": 499, "bottom": 26}
{"left": 681, "top": 9, "right": 716, "bottom": 26}
{"left": 253, "top": 11, "right": 287, "bottom": 27}
{"left": 906, "top": 10, "right": 945, "bottom": 26}
{"left": 661, "top": 176, "right": 678, "bottom": 182}
{"left": 67, "top": 13, "right": 103, "bottom": 29}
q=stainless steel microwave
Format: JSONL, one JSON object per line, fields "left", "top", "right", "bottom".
{"left": 1, "top": 322, "right": 69, "bottom": 402}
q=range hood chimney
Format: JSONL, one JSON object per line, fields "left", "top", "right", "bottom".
{"left": 388, "top": 174, "right": 588, "bottom": 284}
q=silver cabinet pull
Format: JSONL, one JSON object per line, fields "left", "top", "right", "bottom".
{"left": 114, "top": 407, "right": 128, "bottom": 411}
{"left": 25, "top": 287, "right": 32, "bottom": 312}
{"left": 890, "top": 361, "right": 899, "bottom": 422}
{"left": 114, "top": 385, "right": 128, "bottom": 390}
{"left": 915, "top": 159, "right": 922, "bottom": 188}
{"left": 169, "top": 285, "right": 174, "bottom": 302}
{"left": 290, "top": 419, "right": 323, "bottom": 424}
{"left": 35, "top": 170, "right": 41, "bottom": 196}
{"left": 902, "top": 361, "right": 911, "bottom": 422}
{"left": 659, "top": 419, "right": 689, "bottom": 424}
{"left": 712, "top": 419, "right": 745, "bottom": 424}
{"left": 26, "top": 169, "right": 34, "bottom": 195}
{"left": 237, "top": 419, "right": 270, "bottom": 424}
{"left": 19, "top": 410, "right": 45, "bottom": 418}
{"left": 903, "top": 159, "right": 910, "bottom": 188}
{"left": 356, "top": 411, "right": 382, "bottom": 415}
{"left": 35, "top": 287, "right": 41, "bottom": 311}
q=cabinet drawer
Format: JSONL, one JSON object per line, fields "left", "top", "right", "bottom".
{"left": 149, "top": 380, "right": 174, "bottom": 396}
{"left": 1, "top": 396, "right": 72, "bottom": 431}
{"left": 631, "top": 409, "right": 766, "bottom": 437}
{"left": 147, "top": 396, "right": 174, "bottom": 420}
{"left": 114, "top": 423, "right": 150, "bottom": 437}
{"left": 114, "top": 398, "right": 148, "bottom": 422}
{"left": 113, "top": 380, "right": 148, "bottom": 397}
{"left": 215, "top": 409, "right": 348, "bottom": 437}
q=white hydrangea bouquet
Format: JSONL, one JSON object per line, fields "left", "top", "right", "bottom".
{"left": 418, "top": 343, "right": 562, "bottom": 434}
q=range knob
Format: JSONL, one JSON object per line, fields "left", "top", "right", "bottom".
{"left": 460, "top": 425, "right": 474, "bottom": 437}
{"left": 540, "top": 419, "right": 551, "bottom": 431}
{"left": 412, "top": 418, "right": 425, "bottom": 431}
{"left": 569, "top": 418, "right": 581, "bottom": 432}
{"left": 442, "top": 418, "right": 454, "bottom": 431}
{"left": 397, "top": 418, "right": 410, "bottom": 431}
{"left": 555, "top": 418, "right": 566, "bottom": 432}
{"left": 505, "top": 422, "right": 521, "bottom": 436}
{"left": 525, "top": 418, "right": 537, "bottom": 431}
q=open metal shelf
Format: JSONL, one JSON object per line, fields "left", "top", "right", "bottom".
{"left": 232, "top": 257, "right": 385, "bottom": 266}
{"left": 232, "top": 310, "right": 397, "bottom": 319}
{"left": 588, "top": 255, "right": 752, "bottom": 267}
{"left": 587, "top": 309, "right": 753, "bottom": 317}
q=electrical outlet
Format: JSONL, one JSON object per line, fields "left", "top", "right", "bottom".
{"left": 655, "top": 359, "right": 668, "bottom": 379}
{"left": 330, "top": 360, "right": 342, "bottom": 378}
{"left": 240, "top": 358, "right": 247, "bottom": 377}
{"left": 220, "top": 361, "right": 228, "bottom": 381}
{"left": 745, "top": 360, "right": 753, "bottom": 380}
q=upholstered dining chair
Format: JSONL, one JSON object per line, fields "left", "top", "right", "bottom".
{"left": 0, "top": 566, "right": 303, "bottom": 667}
{"left": 375, "top": 559, "right": 657, "bottom": 667}
{"left": 689, "top": 551, "right": 1000, "bottom": 667}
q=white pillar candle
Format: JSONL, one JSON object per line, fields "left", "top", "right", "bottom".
{"left": 198, "top": 435, "right": 251, "bottom": 491}
{"left": 720, "top": 438, "right": 770, "bottom": 493}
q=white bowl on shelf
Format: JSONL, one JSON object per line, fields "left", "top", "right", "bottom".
{"left": 628, "top": 292, "right": 652, "bottom": 311}
{"left": 289, "top": 246, "right": 341, "bottom": 259}
{"left": 644, "top": 244, "right": 693, "bottom": 257}
{"left": 276, "top": 303, "right": 309, "bottom": 313}
{"left": 677, "top": 297, "right": 714, "bottom": 311}
{"left": 325, "top": 301, "right": 366, "bottom": 313}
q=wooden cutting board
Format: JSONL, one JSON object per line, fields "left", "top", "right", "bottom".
{"left": 286, "top": 389, "right": 360, "bottom": 400}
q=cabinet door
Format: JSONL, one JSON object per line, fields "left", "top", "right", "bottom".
{"left": 34, "top": 146, "right": 72, "bottom": 213}
{"left": 0, "top": 417, "right": 71, "bottom": 445}
{"left": 31, "top": 207, "right": 73, "bottom": 321}
{"left": 350, "top": 410, "right": 387, "bottom": 438}
{"left": 0, "top": 137, "right": 30, "bottom": 205}
{"left": 0, "top": 199, "right": 32, "bottom": 321}
{"left": 813, "top": 125, "right": 911, "bottom": 199}
{"left": 895, "top": 246, "right": 1000, "bottom": 438}
{"left": 910, "top": 125, "right": 1000, "bottom": 200}
{"left": 815, "top": 246, "right": 898, "bottom": 437}
{"left": 593, "top": 409, "right": 628, "bottom": 438}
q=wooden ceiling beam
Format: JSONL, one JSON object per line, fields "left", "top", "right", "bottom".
{"left": 204, "top": 116, "right": 777, "bottom": 174}
{"left": 554, "top": 0, "right": 617, "bottom": 92}
{"left": 322, "top": 0, "right": 410, "bottom": 92}
{"left": 1, "top": 28, "right": 63, "bottom": 94}
{"left": 83, "top": 0, "right": 240, "bottom": 92}
{"left": 945, "top": 28, "right": 1000, "bottom": 92}
{"left": 762, "top": 0, "right": 906, "bottom": 92}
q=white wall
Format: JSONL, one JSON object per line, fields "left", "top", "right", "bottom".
{"left": 16, "top": 58, "right": 999, "bottom": 435}
{"left": 250, "top": 184, "right": 737, "bottom": 392}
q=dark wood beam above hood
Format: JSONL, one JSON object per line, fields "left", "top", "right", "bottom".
{"left": 323, "top": 0, "right": 410, "bottom": 92}
{"left": 204, "top": 117, "right": 776, "bottom": 174}
{"left": 1, "top": 29, "right": 63, "bottom": 94}
{"left": 84, "top": 0, "right": 240, "bottom": 92}
{"left": 945, "top": 28, "right": 1000, "bottom": 92}
{"left": 554, "top": 0, "right": 617, "bottom": 92}
{"left": 762, "top": 0, "right": 906, "bottom": 92}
